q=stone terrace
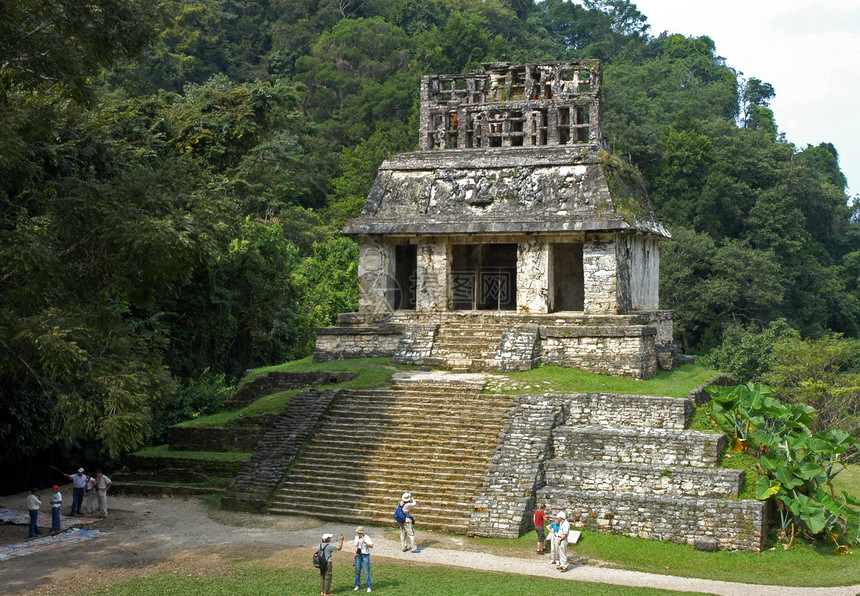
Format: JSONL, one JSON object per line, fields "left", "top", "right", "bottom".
{"left": 537, "top": 392, "right": 765, "bottom": 551}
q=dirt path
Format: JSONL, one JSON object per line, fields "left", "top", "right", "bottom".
{"left": 0, "top": 493, "right": 858, "bottom": 596}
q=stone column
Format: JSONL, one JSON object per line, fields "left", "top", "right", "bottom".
{"left": 517, "top": 240, "right": 550, "bottom": 313}
{"left": 583, "top": 235, "right": 618, "bottom": 314}
{"left": 358, "top": 240, "right": 393, "bottom": 315}
{"left": 416, "top": 240, "right": 448, "bottom": 312}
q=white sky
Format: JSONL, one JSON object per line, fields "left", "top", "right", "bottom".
{"left": 592, "top": 0, "right": 860, "bottom": 196}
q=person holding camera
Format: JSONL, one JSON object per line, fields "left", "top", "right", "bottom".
{"left": 398, "top": 491, "right": 419, "bottom": 552}
{"left": 353, "top": 526, "right": 373, "bottom": 592}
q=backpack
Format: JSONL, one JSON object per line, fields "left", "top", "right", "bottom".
{"left": 394, "top": 503, "right": 407, "bottom": 524}
{"left": 313, "top": 543, "right": 327, "bottom": 571}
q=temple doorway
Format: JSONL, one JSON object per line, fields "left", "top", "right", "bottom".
{"left": 552, "top": 243, "right": 584, "bottom": 311}
{"left": 451, "top": 244, "right": 517, "bottom": 310}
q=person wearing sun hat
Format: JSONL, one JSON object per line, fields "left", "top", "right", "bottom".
{"left": 353, "top": 526, "right": 374, "bottom": 592}
{"left": 318, "top": 531, "right": 344, "bottom": 596}
{"left": 555, "top": 511, "right": 570, "bottom": 572}
{"left": 397, "top": 491, "right": 419, "bottom": 552}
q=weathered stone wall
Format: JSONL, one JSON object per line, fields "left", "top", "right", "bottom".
{"left": 617, "top": 235, "right": 659, "bottom": 311}
{"left": 486, "top": 326, "right": 541, "bottom": 371}
{"left": 688, "top": 374, "right": 738, "bottom": 406}
{"left": 392, "top": 324, "right": 437, "bottom": 365}
{"left": 469, "top": 394, "right": 560, "bottom": 537}
{"left": 540, "top": 326, "right": 657, "bottom": 379}
{"left": 517, "top": 239, "right": 549, "bottom": 313}
{"left": 561, "top": 392, "right": 692, "bottom": 429}
{"left": 553, "top": 426, "right": 725, "bottom": 468}
{"left": 544, "top": 460, "right": 743, "bottom": 499}
{"left": 125, "top": 453, "right": 246, "bottom": 479}
{"left": 167, "top": 426, "right": 265, "bottom": 452}
{"left": 539, "top": 487, "right": 766, "bottom": 552}
{"left": 583, "top": 236, "right": 618, "bottom": 314}
{"left": 313, "top": 326, "right": 401, "bottom": 361}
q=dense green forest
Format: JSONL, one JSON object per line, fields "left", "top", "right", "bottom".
{"left": 2, "top": 0, "right": 858, "bottom": 474}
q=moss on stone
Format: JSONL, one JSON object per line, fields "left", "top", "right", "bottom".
{"left": 599, "top": 150, "right": 652, "bottom": 222}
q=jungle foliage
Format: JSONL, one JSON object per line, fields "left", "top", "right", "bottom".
{"left": 1, "top": 0, "right": 858, "bottom": 467}
{"left": 705, "top": 383, "right": 858, "bottom": 549}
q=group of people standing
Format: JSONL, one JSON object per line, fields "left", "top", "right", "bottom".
{"left": 27, "top": 467, "right": 112, "bottom": 538}
{"left": 316, "top": 491, "right": 418, "bottom": 596}
{"left": 533, "top": 503, "right": 572, "bottom": 572}
{"left": 56, "top": 467, "right": 112, "bottom": 518}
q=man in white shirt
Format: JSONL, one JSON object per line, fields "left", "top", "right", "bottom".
{"left": 555, "top": 511, "right": 571, "bottom": 572}
{"left": 95, "top": 470, "right": 112, "bottom": 518}
{"left": 27, "top": 489, "right": 42, "bottom": 538}
{"left": 61, "top": 467, "right": 88, "bottom": 515}
{"left": 353, "top": 526, "right": 373, "bottom": 592}
{"left": 50, "top": 485, "right": 62, "bottom": 533}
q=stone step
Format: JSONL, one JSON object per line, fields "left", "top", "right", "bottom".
{"left": 538, "top": 487, "right": 766, "bottom": 552}
{"left": 313, "top": 425, "right": 504, "bottom": 442}
{"left": 283, "top": 471, "right": 482, "bottom": 490}
{"left": 333, "top": 398, "right": 499, "bottom": 409}
{"left": 544, "top": 460, "right": 743, "bottom": 499}
{"left": 286, "top": 467, "right": 482, "bottom": 487}
{"left": 298, "top": 444, "right": 497, "bottom": 462}
{"left": 553, "top": 426, "right": 725, "bottom": 468}
{"left": 272, "top": 489, "right": 472, "bottom": 511}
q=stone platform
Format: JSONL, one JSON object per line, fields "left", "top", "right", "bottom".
{"left": 314, "top": 310, "right": 684, "bottom": 379}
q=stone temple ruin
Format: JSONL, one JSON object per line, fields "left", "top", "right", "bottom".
{"left": 315, "top": 60, "right": 682, "bottom": 378}
{"left": 209, "top": 62, "right": 765, "bottom": 554}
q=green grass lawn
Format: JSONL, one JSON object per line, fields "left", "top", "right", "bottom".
{"left": 488, "top": 363, "right": 720, "bottom": 398}
{"left": 180, "top": 358, "right": 410, "bottom": 428}
{"left": 134, "top": 444, "right": 253, "bottom": 461}
{"left": 93, "top": 560, "right": 711, "bottom": 596}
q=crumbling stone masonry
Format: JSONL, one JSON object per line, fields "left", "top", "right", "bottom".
{"left": 314, "top": 61, "right": 684, "bottom": 378}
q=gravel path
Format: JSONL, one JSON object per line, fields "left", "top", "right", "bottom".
{"left": 0, "top": 493, "right": 857, "bottom": 595}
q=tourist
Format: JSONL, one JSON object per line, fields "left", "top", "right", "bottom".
{"left": 318, "top": 532, "right": 344, "bottom": 596}
{"left": 534, "top": 503, "right": 547, "bottom": 553}
{"left": 50, "top": 485, "right": 62, "bottom": 533}
{"left": 398, "top": 491, "right": 419, "bottom": 552}
{"left": 353, "top": 526, "right": 373, "bottom": 592}
{"left": 555, "top": 511, "right": 570, "bottom": 572}
{"left": 59, "top": 467, "right": 87, "bottom": 515}
{"left": 94, "top": 470, "right": 112, "bottom": 518}
{"left": 82, "top": 474, "right": 98, "bottom": 516}
{"left": 27, "top": 488, "right": 42, "bottom": 538}
{"left": 548, "top": 516, "right": 560, "bottom": 564}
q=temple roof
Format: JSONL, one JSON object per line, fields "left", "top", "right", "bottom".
{"left": 342, "top": 145, "right": 669, "bottom": 238}
{"left": 343, "top": 61, "right": 669, "bottom": 239}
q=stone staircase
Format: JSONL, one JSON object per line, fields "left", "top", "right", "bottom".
{"left": 222, "top": 389, "right": 340, "bottom": 511}
{"left": 269, "top": 377, "right": 516, "bottom": 532}
{"left": 537, "top": 392, "right": 766, "bottom": 551}
{"left": 429, "top": 323, "right": 506, "bottom": 371}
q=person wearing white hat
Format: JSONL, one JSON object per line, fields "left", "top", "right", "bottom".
{"left": 59, "top": 467, "right": 88, "bottom": 516}
{"left": 555, "top": 511, "right": 570, "bottom": 572}
{"left": 353, "top": 526, "right": 374, "bottom": 592}
{"left": 318, "top": 532, "right": 344, "bottom": 596}
{"left": 396, "top": 491, "right": 419, "bottom": 552}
